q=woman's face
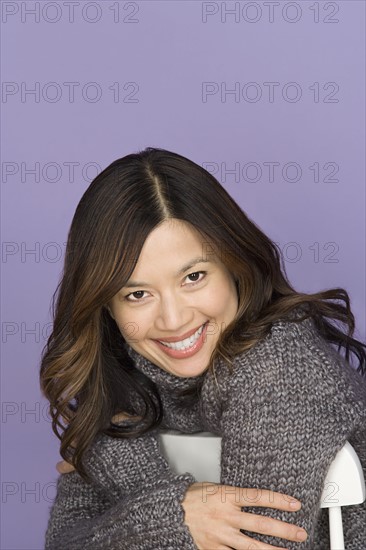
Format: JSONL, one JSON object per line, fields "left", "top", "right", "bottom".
{"left": 108, "top": 219, "right": 239, "bottom": 377}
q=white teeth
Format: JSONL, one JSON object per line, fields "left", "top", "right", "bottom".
{"left": 159, "top": 324, "right": 205, "bottom": 351}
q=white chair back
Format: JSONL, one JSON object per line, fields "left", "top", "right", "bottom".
{"left": 158, "top": 431, "right": 366, "bottom": 550}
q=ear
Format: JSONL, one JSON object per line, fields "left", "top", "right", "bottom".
{"left": 106, "top": 305, "right": 115, "bottom": 320}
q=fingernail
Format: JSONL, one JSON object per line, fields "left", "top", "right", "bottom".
{"left": 290, "top": 499, "right": 301, "bottom": 509}
{"left": 296, "top": 530, "right": 307, "bottom": 541}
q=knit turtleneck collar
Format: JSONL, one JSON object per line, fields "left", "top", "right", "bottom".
{"left": 124, "top": 343, "right": 207, "bottom": 393}
{"left": 123, "top": 307, "right": 314, "bottom": 393}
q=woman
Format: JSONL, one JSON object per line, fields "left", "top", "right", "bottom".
{"left": 40, "top": 147, "right": 366, "bottom": 549}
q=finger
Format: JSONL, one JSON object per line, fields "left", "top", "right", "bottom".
{"left": 230, "top": 530, "right": 290, "bottom": 550}
{"left": 112, "top": 412, "right": 142, "bottom": 423}
{"left": 233, "top": 535, "right": 287, "bottom": 550}
{"left": 224, "top": 486, "right": 301, "bottom": 512}
{"left": 236, "top": 511, "right": 308, "bottom": 544}
{"left": 56, "top": 460, "right": 75, "bottom": 474}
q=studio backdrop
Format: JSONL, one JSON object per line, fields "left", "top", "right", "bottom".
{"left": 1, "top": 1, "right": 365, "bottom": 548}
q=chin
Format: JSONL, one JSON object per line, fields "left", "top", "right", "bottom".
{"left": 162, "top": 358, "right": 210, "bottom": 378}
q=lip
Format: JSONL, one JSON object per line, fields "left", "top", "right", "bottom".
{"left": 152, "top": 322, "right": 208, "bottom": 343}
{"left": 153, "top": 322, "right": 209, "bottom": 359}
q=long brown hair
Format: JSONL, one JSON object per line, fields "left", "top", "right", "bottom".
{"left": 39, "top": 147, "right": 366, "bottom": 481}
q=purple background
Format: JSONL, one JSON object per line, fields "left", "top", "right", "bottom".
{"left": 1, "top": 1, "right": 365, "bottom": 548}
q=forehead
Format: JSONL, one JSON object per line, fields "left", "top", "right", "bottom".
{"left": 139, "top": 219, "right": 208, "bottom": 257}
{"left": 123, "top": 220, "right": 221, "bottom": 284}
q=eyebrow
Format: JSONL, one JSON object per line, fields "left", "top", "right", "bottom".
{"left": 123, "top": 257, "right": 212, "bottom": 288}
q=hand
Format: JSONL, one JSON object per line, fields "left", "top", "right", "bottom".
{"left": 56, "top": 412, "right": 141, "bottom": 474}
{"left": 56, "top": 459, "right": 75, "bottom": 474}
{"left": 181, "top": 482, "right": 308, "bottom": 550}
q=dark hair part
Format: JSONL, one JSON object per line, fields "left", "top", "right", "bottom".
{"left": 39, "top": 147, "right": 366, "bottom": 481}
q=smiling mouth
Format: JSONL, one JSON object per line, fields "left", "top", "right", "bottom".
{"left": 157, "top": 322, "right": 208, "bottom": 351}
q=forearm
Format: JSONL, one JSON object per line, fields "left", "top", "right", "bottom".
{"left": 46, "top": 430, "right": 198, "bottom": 549}
{"left": 45, "top": 469, "right": 196, "bottom": 550}
{"left": 220, "top": 399, "right": 350, "bottom": 548}
{"left": 81, "top": 429, "right": 176, "bottom": 502}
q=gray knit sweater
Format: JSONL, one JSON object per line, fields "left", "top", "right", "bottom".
{"left": 45, "top": 312, "right": 366, "bottom": 549}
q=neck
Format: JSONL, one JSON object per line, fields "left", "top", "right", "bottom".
{"left": 124, "top": 343, "right": 206, "bottom": 392}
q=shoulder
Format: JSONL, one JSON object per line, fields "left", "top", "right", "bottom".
{"left": 224, "top": 315, "right": 366, "bottom": 416}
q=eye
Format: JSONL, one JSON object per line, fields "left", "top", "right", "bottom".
{"left": 185, "top": 271, "right": 206, "bottom": 285}
{"left": 124, "top": 290, "right": 148, "bottom": 303}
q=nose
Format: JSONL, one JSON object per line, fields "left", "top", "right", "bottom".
{"left": 155, "top": 291, "right": 191, "bottom": 332}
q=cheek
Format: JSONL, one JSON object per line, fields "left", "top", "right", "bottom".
{"left": 202, "top": 279, "right": 235, "bottom": 311}
{"left": 216, "top": 277, "right": 238, "bottom": 310}
{"left": 114, "top": 310, "right": 151, "bottom": 343}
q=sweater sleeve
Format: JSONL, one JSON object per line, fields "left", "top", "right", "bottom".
{"left": 219, "top": 318, "right": 366, "bottom": 549}
{"left": 45, "top": 430, "right": 197, "bottom": 550}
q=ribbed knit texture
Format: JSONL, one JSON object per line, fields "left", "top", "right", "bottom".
{"left": 45, "top": 311, "right": 366, "bottom": 549}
